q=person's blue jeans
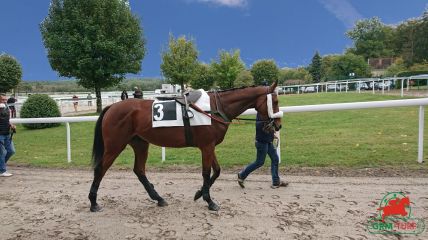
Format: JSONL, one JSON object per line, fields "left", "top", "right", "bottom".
{"left": 239, "top": 141, "right": 280, "bottom": 185}
{"left": 0, "top": 134, "right": 15, "bottom": 173}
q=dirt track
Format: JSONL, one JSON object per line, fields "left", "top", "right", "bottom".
{"left": 0, "top": 167, "right": 427, "bottom": 240}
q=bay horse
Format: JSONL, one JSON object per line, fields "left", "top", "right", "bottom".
{"left": 89, "top": 81, "right": 282, "bottom": 211}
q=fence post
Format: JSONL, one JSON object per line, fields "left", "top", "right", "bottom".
{"left": 418, "top": 106, "right": 425, "bottom": 163}
{"left": 277, "top": 131, "right": 281, "bottom": 163}
{"left": 382, "top": 79, "right": 385, "bottom": 94}
{"left": 162, "top": 147, "right": 166, "bottom": 162}
{"left": 66, "top": 122, "right": 71, "bottom": 163}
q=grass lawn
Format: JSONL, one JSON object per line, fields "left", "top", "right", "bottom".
{"left": 10, "top": 92, "right": 428, "bottom": 170}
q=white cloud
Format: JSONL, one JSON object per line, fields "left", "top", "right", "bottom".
{"left": 319, "top": 0, "right": 363, "bottom": 28}
{"left": 191, "top": 0, "right": 248, "bottom": 8}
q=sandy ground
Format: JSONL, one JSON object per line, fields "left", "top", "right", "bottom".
{"left": 0, "top": 167, "right": 427, "bottom": 240}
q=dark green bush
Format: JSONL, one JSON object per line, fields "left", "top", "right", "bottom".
{"left": 20, "top": 94, "right": 61, "bottom": 129}
{"left": 397, "top": 71, "right": 428, "bottom": 77}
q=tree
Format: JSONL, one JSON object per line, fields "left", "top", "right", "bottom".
{"left": 190, "top": 63, "right": 215, "bottom": 90}
{"left": 279, "top": 67, "right": 312, "bottom": 84}
{"left": 327, "top": 53, "right": 371, "bottom": 80}
{"left": 250, "top": 59, "right": 279, "bottom": 86}
{"left": 211, "top": 50, "right": 245, "bottom": 89}
{"left": 320, "top": 55, "right": 341, "bottom": 81}
{"left": 409, "top": 61, "right": 428, "bottom": 71}
{"left": 413, "top": 10, "right": 428, "bottom": 64}
{"left": 308, "top": 51, "right": 322, "bottom": 83}
{"left": 234, "top": 70, "right": 254, "bottom": 87}
{"left": 384, "top": 58, "right": 407, "bottom": 77}
{"left": 40, "top": 0, "right": 145, "bottom": 112}
{"left": 0, "top": 54, "right": 22, "bottom": 93}
{"left": 393, "top": 19, "right": 418, "bottom": 66}
{"left": 161, "top": 34, "right": 199, "bottom": 93}
{"left": 346, "top": 17, "right": 395, "bottom": 60}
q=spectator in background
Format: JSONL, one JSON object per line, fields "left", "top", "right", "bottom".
{"left": 133, "top": 87, "right": 143, "bottom": 99}
{"left": 121, "top": 90, "right": 128, "bottom": 100}
{"left": 0, "top": 93, "right": 16, "bottom": 177}
{"left": 87, "top": 93, "right": 93, "bottom": 107}
{"left": 72, "top": 95, "right": 79, "bottom": 112}
{"left": 7, "top": 95, "right": 17, "bottom": 118}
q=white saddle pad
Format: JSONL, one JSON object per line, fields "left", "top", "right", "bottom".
{"left": 152, "top": 90, "right": 211, "bottom": 128}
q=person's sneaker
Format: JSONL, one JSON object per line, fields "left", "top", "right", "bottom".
{"left": 271, "top": 181, "right": 288, "bottom": 189}
{"left": 0, "top": 171, "right": 13, "bottom": 177}
{"left": 237, "top": 173, "right": 245, "bottom": 188}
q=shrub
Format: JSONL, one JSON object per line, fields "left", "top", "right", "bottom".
{"left": 20, "top": 94, "right": 61, "bottom": 129}
{"left": 397, "top": 70, "right": 428, "bottom": 77}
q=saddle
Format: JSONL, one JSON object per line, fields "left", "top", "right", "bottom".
{"left": 156, "top": 90, "right": 202, "bottom": 106}
{"left": 155, "top": 90, "right": 203, "bottom": 147}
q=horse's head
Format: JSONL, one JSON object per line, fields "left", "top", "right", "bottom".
{"left": 255, "top": 81, "right": 282, "bottom": 132}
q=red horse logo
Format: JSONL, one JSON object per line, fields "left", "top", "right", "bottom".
{"left": 377, "top": 197, "right": 410, "bottom": 221}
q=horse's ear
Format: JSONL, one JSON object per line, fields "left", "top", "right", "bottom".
{"left": 269, "top": 80, "right": 278, "bottom": 93}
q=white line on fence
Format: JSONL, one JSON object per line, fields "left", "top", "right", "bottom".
{"left": 11, "top": 98, "right": 428, "bottom": 163}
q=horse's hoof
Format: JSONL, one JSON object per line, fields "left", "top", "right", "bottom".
{"left": 158, "top": 199, "right": 168, "bottom": 207}
{"left": 90, "top": 204, "right": 102, "bottom": 212}
{"left": 208, "top": 202, "right": 220, "bottom": 211}
{"left": 194, "top": 190, "right": 202, "bottom": 201}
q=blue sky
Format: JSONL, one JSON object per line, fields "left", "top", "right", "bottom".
{"left": 0, "top": 0, "right": 427, "bottom": 81}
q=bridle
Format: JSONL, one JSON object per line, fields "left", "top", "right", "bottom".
{"left": 255, "top": 89, "right": 283, "bottom": 132}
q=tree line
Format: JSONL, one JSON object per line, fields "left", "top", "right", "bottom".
{"left": 308, "top": 12, "right": 428, "bottom": 83}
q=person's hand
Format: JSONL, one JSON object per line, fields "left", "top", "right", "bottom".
{"left": 10, "top": 124, "right": 16, "bottom": 130}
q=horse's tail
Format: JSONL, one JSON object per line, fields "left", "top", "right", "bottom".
{"left": 92, "top": 106, "right": 111, "bottom": 168}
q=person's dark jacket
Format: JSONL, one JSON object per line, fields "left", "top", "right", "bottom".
{"left": 133, "top": 90, "right": 143, "bottom": 99}
{"left": 0, "top": 106, "right": 11, "bottom": 135}
{"left": 7, "top": 97, "right": 16, "bottom": 106}
{"left": 255, "top": 113, "right": 274, "bottom": 143}
{"left": 121, "top": 91, "right": 128, "bottom": 100}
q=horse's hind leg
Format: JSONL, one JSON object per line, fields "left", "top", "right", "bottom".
{"left": 130, "top": 137, "right": 167, "bottom": 207}
{"left": 89, "top": 148, "right": 124, "bottom": 212}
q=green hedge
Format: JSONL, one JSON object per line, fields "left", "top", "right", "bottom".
{"left": 20, "top": 94, "right": 61, "bottom": 129}
{"left": 397, "top": 71, "right": 428, "bottom": 77}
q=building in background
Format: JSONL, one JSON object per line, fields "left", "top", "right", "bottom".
{"left": 368, "top": 58, "right": 395, "bottom": 77}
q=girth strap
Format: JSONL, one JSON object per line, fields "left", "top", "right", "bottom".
{"left": 181, "top": 105, "right": 194, "bottom": 146}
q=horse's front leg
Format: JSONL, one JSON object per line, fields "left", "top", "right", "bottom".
{"left": 196, "top": 145, "right": 219, "bottom": 211}
{"left": 194, "top": 157, "right": 220, "bottom": 202}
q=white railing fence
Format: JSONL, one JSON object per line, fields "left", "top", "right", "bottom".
{"left": 11, "top": 98, "right": 428, "bottom": 163}
{"left": 280, "top": 75, "right": 428, "bottom": 97}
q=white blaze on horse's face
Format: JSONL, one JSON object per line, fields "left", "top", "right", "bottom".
{"left": 267, "top": 94, "right": 283, "bottom": 119}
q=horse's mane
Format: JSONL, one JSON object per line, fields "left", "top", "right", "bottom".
{"left": 207, "top": 85, "right": 259, "bottom": 93}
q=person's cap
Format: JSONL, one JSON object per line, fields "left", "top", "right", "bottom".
{"left": 134, "top": 87, "right": 138, "bottom": 89}
{"left": 0, "top": 103, "right": 6, "bottom": 108}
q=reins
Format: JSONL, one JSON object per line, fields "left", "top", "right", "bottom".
{"left": 189, "top": 104, "right": 273, "bottom": 125}
{"left": 189, "top": 103, "right": 235, "bottom": 125}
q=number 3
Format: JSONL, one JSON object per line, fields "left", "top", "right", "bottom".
{"left": 153, "top": 104, "right": 164, "bottom": 120}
